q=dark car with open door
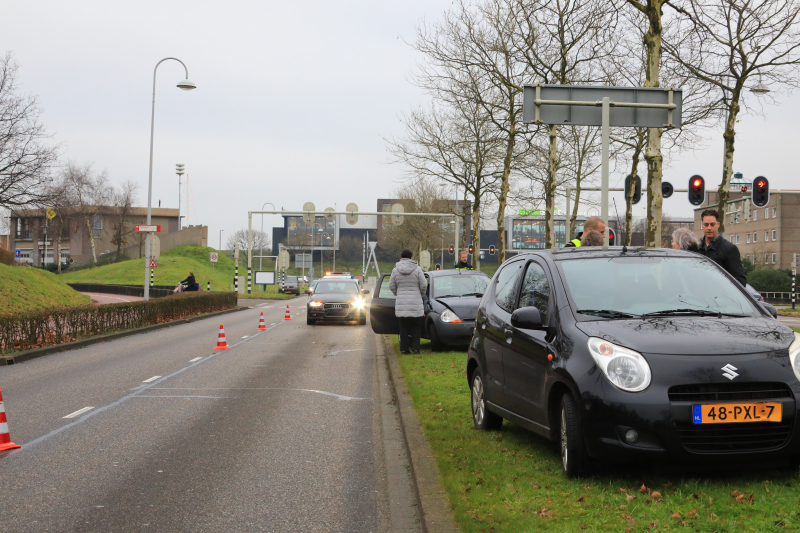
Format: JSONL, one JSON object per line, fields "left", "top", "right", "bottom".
{"left": 370, "top": 269, "right": 490, "bottom": 350}
{"left": 466, "top": 247, "right": 798, "bottom": 478}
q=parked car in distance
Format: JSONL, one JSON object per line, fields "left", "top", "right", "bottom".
{"left": 280, "top": 276, "right": 299, "bottom": 295}
{"left": 747, "top": 284, "right": 778, "bottom": 318}
{"left": 306, "top": 279, "right": 370, "bottom": 325}
{"left": 467, "top": 247, "right": 798, "bottom": 478}
{"left": 370, "top": 269, "right": 490, "bottom": 350}
{"left": 746, "top": 283, "right": 763, "bottom": 301}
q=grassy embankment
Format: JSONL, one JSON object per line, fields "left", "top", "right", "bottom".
{"left": 0, "top": 263, "right": 90, "bottom": 316}
{"left": 392, "top": 336, "right": 800, "bottom": 532}
{"left": 60, "top": 246, "right": 295, "bottom": 299}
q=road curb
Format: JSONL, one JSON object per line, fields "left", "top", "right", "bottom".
{"left": 380, "top": 334, "right": 460, "bottom": 533}
{"left": 0, "top": 306, "right": 248, "bottom": 366}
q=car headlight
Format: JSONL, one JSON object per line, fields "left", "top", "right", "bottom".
{"left": 352, "top": 299, "right": 365, "bottom": 309}
{"left": 789, "top": 332, "right": 800, "bottom": 383}
{"left": 440, "top": 309, "right": 463, "bottom": 323}
{"left": 308, "top": 301, "right": 323, "bottom": 307}
{"left": 587, "top": 337, "right": 651, "bottom": 392}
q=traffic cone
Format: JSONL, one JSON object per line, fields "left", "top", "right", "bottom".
{"left": 0, "top": 387, "right": 21, "bottom": 451}
{"left": 214, "top": 323, "right": 230, "bottom": 350}
{"left": 283, "top": 304, "right": 292, "bottom": 321}
{"left": 257, "top": 311, "right": 267, "bottom": 331}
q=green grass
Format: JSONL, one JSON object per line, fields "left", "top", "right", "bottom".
{"left": 392, "top": 337, "right": 800, "bottom": 533}
{"left": 0, "top": 264, "right": 90, "bottom": 316}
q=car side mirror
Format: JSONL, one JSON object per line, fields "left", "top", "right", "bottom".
{"left": 362, "top": 289, "right": 370, "bottom": 295}
{"left": 760, "top": 301, "right": 778, "bottom": 319}
{"left": 511, "top": 306, "right": 544, "bottom": 330}
{"left": 305, "top": 289, "right": 312, "bottom": 295}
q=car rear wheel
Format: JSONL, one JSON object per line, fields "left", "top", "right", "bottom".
{"left": 471, "top": 370, "right": 502, "bottom": 431}
{"left": 429, "top": 322, "right": 443, "bottom": 351}
{"left": 307, "top": 317, "right": 315, "bottom": 325}
{"left": 560, "top": 392, "right": 590, "bottom": 478}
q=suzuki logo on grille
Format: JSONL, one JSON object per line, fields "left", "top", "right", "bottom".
{"left": 721, "top": 364, "right": 739, "bottom": 380}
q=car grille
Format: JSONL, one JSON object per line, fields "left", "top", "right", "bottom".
{"left": 670, "top": 382, "right": 794, "bottom": 453}
{"left": 324, "top": 303, "right": 350, "bottom": 317}
{"left": 675, "top": 421, "right": 793, "bottom": 453}
{"left": 668, "top": 382, "right": 793, "bottom": 402}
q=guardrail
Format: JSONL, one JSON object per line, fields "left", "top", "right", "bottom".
{"left": 760, "top": 291, "right": 792, "bottom": 304}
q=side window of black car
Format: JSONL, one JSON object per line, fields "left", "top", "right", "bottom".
{"left": 494, "top": 261, "right": 524, "bottom": 313}
{"left": 518, "top": 262, "right": 550, "bottom": 323}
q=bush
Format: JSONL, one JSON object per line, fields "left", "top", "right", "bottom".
{"left": 0, "top": 291, "right": 237, "bottom": 353}
{"left": 0, "top": 248, "right": 14, "bottom": 266}
{"left": 748, "top": 269, "right": 792, "bottom": 292}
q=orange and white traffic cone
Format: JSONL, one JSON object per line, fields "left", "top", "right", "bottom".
{"left": 214, "top": 323, "right": 230, "bottom": 350}
{"left": 257, "top": 311, "right": 267, "bottom": 331}
{"left": 0, "top": 387, "right": 21, "bottom": 451}
{"left": 283, "top": 304, "right": 292, "bottom": 321}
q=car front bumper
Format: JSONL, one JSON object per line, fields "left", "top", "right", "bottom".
{"left": 434, "top": 319, "right": 476, "bottom": 346}
{"left": 307, "top": 305, "right": 366, "bottom": 322}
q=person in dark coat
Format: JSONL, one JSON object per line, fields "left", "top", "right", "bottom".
{"left": 453, "top": 250, "right": 473, "bottom": 269}
{"left": 180, "top": 272, "right": 198, "bottom": 291}
{"left": 696, "top": 209, "right": 747, "bottom": 286}
{"left": 389, "top": 250, "right": 427, "bottom": 354}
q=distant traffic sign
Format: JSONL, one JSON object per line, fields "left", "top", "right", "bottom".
{"left": 149, "top": 259, "right": 158, "bottom": 268}
{"left": 14, "top": 249, "right": 20, "bottom": 258}
{"left": 135, "top": 225, "right": 161, "bottom": 232}
{"left": 210, "top": 252, "right": 219, "bottom": 263}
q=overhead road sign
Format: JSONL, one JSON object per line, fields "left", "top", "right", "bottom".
{"left": 135, "top": 225, "right": 161, "bottom": 232}
{"left": 324, "top": 207, "right": 335, "bottom": 221}
{"left": 391, "top": 203, "right": 404, "bottom": 225}
{"left": 346, "top": 203, "right": 358, "bottom": 225}
{"left": 302, "top": 202, "right": 315, "bottom": 225}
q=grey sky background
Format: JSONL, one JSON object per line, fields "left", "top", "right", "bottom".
{"left": 3, "top": 1, "right": 798, "bottom": 247}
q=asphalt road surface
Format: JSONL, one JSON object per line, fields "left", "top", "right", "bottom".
{"left": 81, "top": 292, "right": 145, "bottom": 305}
{"left": 0, "top": 300, "right": 404, "bottom": 532}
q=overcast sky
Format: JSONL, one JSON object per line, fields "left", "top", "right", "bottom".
{"left": 3, "top": 1, "right": 798, "bottom": 246}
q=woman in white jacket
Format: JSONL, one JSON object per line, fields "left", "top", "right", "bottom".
{"left": 389, "top": 249, "right": 427, "bottom": 354}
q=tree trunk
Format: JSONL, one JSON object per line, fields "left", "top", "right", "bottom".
{"left": 85, "top": 217, "right": 97, "bottom": 264}
{"left": 716, "top": 87, "right": 741, "bottom": 235}
{"left": 472, "top": 196, "right": 481, "bottom": 270}
{"left": 496, "top": 121, "right": 516, "bottom": 264}
{"left": 461, "top": 188, "right": 468, "bottom": 250}
{"left": 625, "top": 141, "right": 643, "bottom": 246}
{"left": 545, "top": 124, "right": 558, "bottom": 248}
{"left": 642, "top": 0, "right": 665, "bottom": 248}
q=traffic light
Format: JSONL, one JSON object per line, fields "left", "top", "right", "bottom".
{"left": 741, "top": 185, "right": 749, "bottom": 193}
{"left": 435, "top": 263, "right": 441, "bottom": 271}
{"left": 688, "top": 175, "right": 705, "bottom": 206}
{"left": 662, "top": 181, "right": 674, "bottom": 199}
{"left": 448, "top": 245, "right": 454, "bottom": 255}
{"left": 624, "top": 174, "right": 642, "bottom": 204}
{"left": 489, "top": 245, "right": 495, "bottom": 255}
{"left": 468, "top": 244, "right": 474, "bottom": 254}
{"left": 608, "top": 228, "right": 616, "bottom": 246}
{"left": 752, "top": 176, "right": 770, "bottom": 207}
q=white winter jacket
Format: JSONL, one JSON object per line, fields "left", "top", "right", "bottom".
{"left": 389, "top": 258, "right": 427, "bottom": 317}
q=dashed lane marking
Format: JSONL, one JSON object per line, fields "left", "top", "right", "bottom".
{"left": 142, "top": 376, "right": 162, "bottom": 383}
{"left": 63, "top": 406, "right": 94, "bottom": 419}
{"left": 189, "top": 357, "right": 202, "bottom": 362}
{"left": 242, "top": 335, "right": 249, "bottom": 339}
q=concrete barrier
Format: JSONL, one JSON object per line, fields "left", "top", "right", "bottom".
{"left": 67, "top": 283, "right": 174, "bottom": 298}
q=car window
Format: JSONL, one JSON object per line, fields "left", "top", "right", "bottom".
{"left": 518, "top": 262, "right": 550, "bottom": 322}
{"left": 378, "top": 277, "right": 396, "bottom": 299}
{"left": 314, "top": 281, "right": 359, "bottom": 294}
{"left": 494, "top": 261, "right": 524, "bottom": 313}
{"left": 286, "top": 276, "right": 298, "bottom": 282}
{"left": 432, "top": 274, "right": 489, "bottom": 298}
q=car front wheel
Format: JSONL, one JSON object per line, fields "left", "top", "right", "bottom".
{"left": 560, "top": 392, "right": 590, "bottom": 478}
{"left": 429, "top": 322, "right": 443, "bottom": 351}
{"left": 471, "top": 370, "right": 502, "bottom": 431}
{"left": 307, "top": 317, "right": 315, "bottom": 325}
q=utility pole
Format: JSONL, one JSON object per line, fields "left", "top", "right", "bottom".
{"left": 176, "top": 164, "right": 185, "bottom": 230}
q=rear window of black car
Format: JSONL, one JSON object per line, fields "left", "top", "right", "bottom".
{"left": 557, "top": 256, "right": 757, "bottom": 317}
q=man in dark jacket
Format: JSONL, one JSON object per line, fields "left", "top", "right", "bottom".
{"left": 453, "top": 250, "right": 473, "bottom": 269}
{"left": 696, "top": 209, "right": 747, "bottom": 286}
{"left": 565, "top": 216, "right": 605, "bottom": 247}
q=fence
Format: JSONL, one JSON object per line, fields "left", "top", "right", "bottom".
{"left": 0, "top": 291, "right": 238, "bottom": 354}
{"left": 761, "top": 292, "right": 792, "bottom": 305}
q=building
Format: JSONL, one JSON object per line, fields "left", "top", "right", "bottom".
{"left": 8, "top": 206, "right": 207, "bottom": 266}
{"left": 272, "top": 213, "right": 377, "bottom": 262}
{"left": 693, "top": 173, "right": 800, "bottom": 270}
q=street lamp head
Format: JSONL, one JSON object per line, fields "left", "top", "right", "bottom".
{"left": 751, "top": 81, "right": 770, "bottom": 94}
{"left": 177, "top": 79, "right": 197, "bottom": 91}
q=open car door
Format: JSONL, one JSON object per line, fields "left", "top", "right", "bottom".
{"left": 370, "top": 274, "right": 399, "bottom": 334}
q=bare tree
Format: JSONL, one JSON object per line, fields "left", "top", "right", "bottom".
{"left": 58, "top": 162, "right": 112, "bottom": 264}
{"left": 109, "top": 180, "right": 139, "bottom": 260}
{"left": 227, "top": 229, "right": 270, "bottom": 265}
{"left": 665, "top": 0, "right": 800, "bottom": 233}
{"left": 0, "top": 52, "right": 59, "bottom": 209}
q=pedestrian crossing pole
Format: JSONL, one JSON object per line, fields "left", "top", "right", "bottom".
{"left": 207, "top": 281, "right": 210, "bottom": 292}
{"left": 234, "top": 265, "right": 238, "bottom": 293}
{"left": 150, "top": 268, "right": 154, "bottom": 288}
{"left": 792, "top": 253, "right": 797, "bottom": 311}
{"left": 247, "top": 267, "right": 252, "bottom": 294}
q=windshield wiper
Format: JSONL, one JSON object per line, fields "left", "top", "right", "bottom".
{"left": 576, "top": 309, "right": 639, "bottom": 319}
{"left": 640, "top": 308, "right": 748, "bottom": 318}
{"left": 460, "top": 292, "right": 484, "bottom": 297}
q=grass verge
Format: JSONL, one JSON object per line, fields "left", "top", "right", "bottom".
{"left": 392, "top": 336, "right": 800, "bottom": 532}
{"left": 0, "top": 264, "right": 90, "bottom": 316}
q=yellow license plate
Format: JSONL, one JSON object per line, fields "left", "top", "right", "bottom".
{"left": 692, "top": 403, "right": 782, "bottom": 424}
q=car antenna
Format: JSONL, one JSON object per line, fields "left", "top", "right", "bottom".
{"left": 612, "top": 197, "right": 626, "bottom": 254}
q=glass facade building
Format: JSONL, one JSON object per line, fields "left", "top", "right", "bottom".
{"left": 285, "top": 215, "right": 336, "bottom": 249}
{"left": 510, "top": 216, "right": 585, "bottom": 249}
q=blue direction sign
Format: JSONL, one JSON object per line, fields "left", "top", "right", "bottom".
{"left": 15, "top": 249, "right": 20, "bottom": 258}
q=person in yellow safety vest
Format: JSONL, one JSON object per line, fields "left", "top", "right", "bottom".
{"left": 565, "top": 216, "right": 606, "bottom": 248}
{"left": 453, "top": 250, "right": 473, "bottom": 269}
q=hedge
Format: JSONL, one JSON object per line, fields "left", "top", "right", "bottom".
{"left": 0, "top": 291, "right": 238, "bottom": 354}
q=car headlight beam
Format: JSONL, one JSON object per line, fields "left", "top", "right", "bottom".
{"left": 352, "top": 299, "right": 365, "bottom": 309}
{"left": 789, "top": 332, "right": 800, "bottom": 383}
{"left": 309, "top": 301, "right": 323, "bottom": 307}
{"left": 587, "top": 337, "right": 651, "bottom": 392}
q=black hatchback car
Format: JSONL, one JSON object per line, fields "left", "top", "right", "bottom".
{"left": 467, "top": 247, "right": 798, "bottom": 477}
{"left": 370, "top": 269, "right": 491, "bottom": 350}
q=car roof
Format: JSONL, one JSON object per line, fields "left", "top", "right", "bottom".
{"left": 513, "top": 246, "right": 703, "bottom": 261}
{"left": 423, "top": 268, "right": 491, "bottom": 278}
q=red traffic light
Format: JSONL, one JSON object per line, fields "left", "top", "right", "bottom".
{"left": 692, "top": 179, "right": 702, "bottom": 188}
{"left": 757, "top": 180, "right": 766, "bottom": 188}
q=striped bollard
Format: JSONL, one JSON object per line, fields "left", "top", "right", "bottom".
{"left": 207, "top": 281, "right": 210, "bottom": 292}
{"left": 150, "top": 268, "right": 154, "bottom": 288}
{"left": 247, "top": 267, "right": 252, "bottom": 294}
{"left": 235, "top": 265, "right": 239, "bottom": 293}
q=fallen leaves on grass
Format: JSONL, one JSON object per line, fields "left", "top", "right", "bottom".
{"left": 640, "top": 484, "right": 649, "bottom": 494}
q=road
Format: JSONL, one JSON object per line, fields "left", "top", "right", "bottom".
{"left": 0, "top": 300, "right": 409, "bottom": 532}
{"left": 81, "top": 292, "right": 144, "bottom": 304}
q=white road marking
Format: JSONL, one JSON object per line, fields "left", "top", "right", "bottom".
{"left": 63, "top": 406, "right": 94, "bottom": 419}
{"left": 189, "top": 357, "right": 202, "bottom": 362}
{"left": 142, "top": 375, "right": 162, "bottom": 383}
{"left": 150, "top": 387, "right": 371, "bottom": 401}
{"left": 241, "top": 335, "right": 249, "bottom": 339}
{"left": 270, "top": 323, "right": 277, "bottom": 326}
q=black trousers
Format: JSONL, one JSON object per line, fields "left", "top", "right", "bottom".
{"left": 398, "top": 316, "right": 423, "bottom": 352}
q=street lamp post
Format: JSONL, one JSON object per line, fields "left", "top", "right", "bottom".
{"left": 176, "top": 164, "right": 185, "bottom": 231}
{"left": 143, "top": 58, "right": 196, "bottom": 301}
{"left": 260, "top": 202, "right": 275, "bottom": 272}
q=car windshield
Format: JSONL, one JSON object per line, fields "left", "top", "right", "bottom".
{"left": 286, "top": 276, "right": 298, "bottom": 283}
{"left": 432, "top": 275, "right": 489, "bottom": 299}
{"left": 314, "top": 281, "right": 359, "bottom": 295}
{"left": 557, "top": 256, "right": 757, "bottom": 318}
